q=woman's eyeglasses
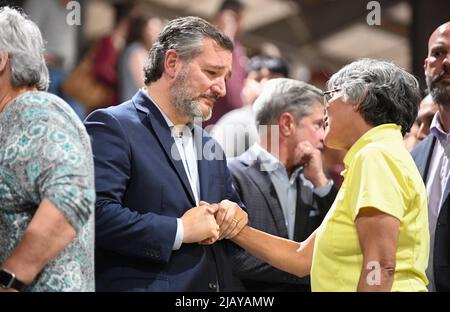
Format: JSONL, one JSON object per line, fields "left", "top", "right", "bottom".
{"left": 323, "top": 88, "right": 342, "bottom": 103}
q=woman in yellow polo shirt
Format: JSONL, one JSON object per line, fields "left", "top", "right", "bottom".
{"left": 231, "top": 58, "right": 429, "bottom": 291}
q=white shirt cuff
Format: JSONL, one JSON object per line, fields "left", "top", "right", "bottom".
{"left": 172, "top": 218, "right": 184, "bottom": 250}
{"left": 313, "top": 180, "right": 334, "bottom": 197}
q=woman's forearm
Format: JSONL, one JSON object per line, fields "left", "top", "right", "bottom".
{"left": 1, "top": 198, "right": 76, "bottom": 285}
{"left": 231, "top": 226, "right": 315, "bottom": 277}
{"left": 357, "top": 258, "right": 395, "bottom": 292}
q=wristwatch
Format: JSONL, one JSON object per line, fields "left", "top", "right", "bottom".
{"left": 0, "top": 268, "right": 26, "bottom": 291}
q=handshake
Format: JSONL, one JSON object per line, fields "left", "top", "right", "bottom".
{"left": 181, "top": 200, "right": 248, "bottom": 245}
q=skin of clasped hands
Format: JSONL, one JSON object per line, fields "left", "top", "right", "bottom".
{"left": 180, "top": 200, "right": 248, "bottom": 246}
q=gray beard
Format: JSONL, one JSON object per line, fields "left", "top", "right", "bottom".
{"left": 426, "top": 73, "right": 450, "bottom": 106}
{"left": 170, "top": 69, "right": 212, "bottom": 122}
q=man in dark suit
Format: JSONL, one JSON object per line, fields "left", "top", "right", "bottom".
{"left": 228, "top": 79, "right": 337, "bottom": 291}
{"left": 85, "top": 16, "right": 247, "bottom": 292}
{"left": 411, "top": 21, "right": 450, "bottom": 292}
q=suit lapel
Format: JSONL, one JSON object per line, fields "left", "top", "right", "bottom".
{"left": 441, "top": 154, "right": 450, "bottom": 213}
{"left": 132, "top": 91, "right": 196, "bottom": 205}
{"left": 416, "top": 136, "right": 436, "bottom": 182}
{"left": 245, "top": 158, "right": 289, "bottom": 238}
{"left": 195, "top": 127, "right": 210, "bottom": 202}
{"left": 416, "top": 135, "right": 449, "bottom": 221}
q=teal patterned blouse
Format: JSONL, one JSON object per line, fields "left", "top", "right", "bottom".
{"left": 0, "top": 91, "right": 95, "bottom": 291}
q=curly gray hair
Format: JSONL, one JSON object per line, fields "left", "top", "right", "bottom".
{"left": 327, "top": 58, "right": 420, "bottom": 135}
{"left": 0, "top": 7, "right": 49, "bottom": 91}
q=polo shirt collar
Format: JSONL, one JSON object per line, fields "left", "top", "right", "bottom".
{"left": 343, "top": 123, "right": 402, "bottom": 169}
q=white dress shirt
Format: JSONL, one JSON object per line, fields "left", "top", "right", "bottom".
{"left": 426, "top": 113, "right": 450, "bottom": 291}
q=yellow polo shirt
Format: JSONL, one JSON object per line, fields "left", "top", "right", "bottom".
{"left": 311, "top": 124, "right": 429, "bottom": 291}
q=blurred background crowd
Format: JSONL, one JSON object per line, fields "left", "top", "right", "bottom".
{"left": 2, "top": 0, "right": 448, "bottom": 193}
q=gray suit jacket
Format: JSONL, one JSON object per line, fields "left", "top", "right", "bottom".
{"left": 412, "top": 135, "right": 450, "bottom": 291}
{"left": 228, "top": 149, "right": 337, "bottom": 292}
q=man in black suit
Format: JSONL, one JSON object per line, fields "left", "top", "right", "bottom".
{"left": 228, "top": 78, "right": 337, "bottom": 291}
{"left": 411, "top": 21, "right": 450, "bottom": 292}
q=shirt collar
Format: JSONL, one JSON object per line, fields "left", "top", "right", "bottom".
{"left": 430, "top": 112, "right": 450, "bottom": 144}
{"left": 343, "top": 123, "right": 402, "bottom": 169}
{"left": 251, "top": 143, "right": 279, "bottom": 168}
{"left": 249, "top": 143, "right": 302, "bottom": 180}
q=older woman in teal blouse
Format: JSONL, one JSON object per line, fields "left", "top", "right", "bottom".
{"left": 0, "top": 7, "right": 95, "bottom": 291}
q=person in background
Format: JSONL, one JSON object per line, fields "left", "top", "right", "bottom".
{"left": 119, "top": 14, "right": 163, "bottom": 102}
{"left": 231, "top": 59, "right": 429, "bottom": 292}
{"left": 91, "top": 1, "right": 138, "bottom": 109}
{"left": 24, "top": 0, "right": 84, "bottom": 119}
{"left": 229, "top": 78, "right": 337, "bottom": 291}
{"left": 203, "top": 0, "right": 248, "bottom": 127}
{"left": 321, "top": 145, "right": 345, "bottom": 189}
{"left": 0, "top": 7, "right": 95, "bottom": 292}
{"left": 211, "top": 55, "right": 289, "bottom": 157}
{"left": 404, "top": 93, "right": 439, "bottom": 151}
{"left": 412, "top": 21, "right": 450, "bottom": 292}
{"left": 403, "top": 121, "right": 420, "bottom": 151}
{"left": 417, "top": 93, "right": 439, "bottom": 141}
{"left": 24, "top": 0, "right": 77, "bottom": 75}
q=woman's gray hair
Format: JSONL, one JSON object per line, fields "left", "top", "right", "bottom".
{"left": 327, "top": 58, "right": 420, "bottom": 135}
{"left": 253, "top": 78, "right": 324, "bottom": 126}
{"left": 0, "top": 7, "right": 49, "bottom": 91}
{"left": 144, "top": 16, "right": 233, "bottom": 84}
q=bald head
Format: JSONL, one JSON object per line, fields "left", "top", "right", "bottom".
{"left": 428, "top": 22, "right": 450, "bottom": 53}
{"left": 425, "top": 21, "right": 450, "bottom": 106}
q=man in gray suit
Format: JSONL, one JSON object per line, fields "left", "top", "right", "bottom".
{"left": 411, "top": 21, "right": 450, "bottom": 292}
{"left": 228, "top": 78, "right": 337, "bottom": 291}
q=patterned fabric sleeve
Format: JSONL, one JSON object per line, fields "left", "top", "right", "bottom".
{"left": 17, "top": 93, "right": 95, "bottom": 231}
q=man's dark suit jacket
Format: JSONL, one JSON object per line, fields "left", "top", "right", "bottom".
{"left": 228, "top": 149, "right": 337, "bottom": 292}
{"left": 412, "top": 134, "right": 450, "bottom": 291}
{"left": 85, "top": 90, "right": 243, "bottom": 292}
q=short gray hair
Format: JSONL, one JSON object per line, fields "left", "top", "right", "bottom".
{"left": 327, "top": 58, "right": 420, "bottom": 135}
{"left": 0, "top": 7, "right": 49, "bottom": 91}
{"left": 144, "top": 16, "right": 233, "bottom": 84}
{"left": 253, "top": 78, "right": 324, "bottom": 126}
